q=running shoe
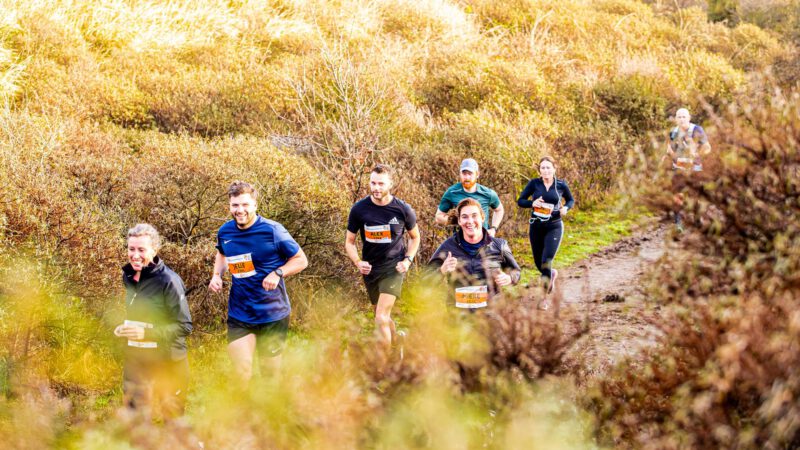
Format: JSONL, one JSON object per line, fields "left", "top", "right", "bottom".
{"left": 395, "top": 329, "right": 407, "bottom": 361}
{"left": 548, "top": 269, "right": 558, "bottom": 293}
{"left": 538, "top": 298, "right": 551, "bottom": 311}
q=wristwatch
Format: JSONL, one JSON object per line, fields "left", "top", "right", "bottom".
{"left": 404, "top": 255, "right": 414, "bottom": 263}
{"left": 274, "top": 268, "right": 284, "bottom": 278}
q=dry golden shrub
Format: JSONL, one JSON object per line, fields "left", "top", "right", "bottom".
{"left": 591, "top": 81, "right": 800, "bottom": 449}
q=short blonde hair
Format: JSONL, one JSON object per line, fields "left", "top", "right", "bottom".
{"left": 127, "top": 223, "right": 161, "bottom": 252}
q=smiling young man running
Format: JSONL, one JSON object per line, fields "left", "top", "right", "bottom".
{"left": 429, "top": 198, "right": 520, "bottom": 309}
{"left": 208, "top": 181, "right": 308, "bottom": 385}
{"left": 345, "top": 164, "right": 421, "bottom": 350}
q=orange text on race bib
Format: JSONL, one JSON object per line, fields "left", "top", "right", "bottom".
{"left": 675, "top": 157, "right": 693, "bottom": 169}
{"left": 365, "top": 225, "right": 392, "bottom": 243}
{"left": 227, "top": 253, "right": 257, "bottom": 278}
{"left": 455, "top": 285, "right": 489, "bottom": 309}
{"left": 533, "top": 202, "right": 555, "bottom": 218}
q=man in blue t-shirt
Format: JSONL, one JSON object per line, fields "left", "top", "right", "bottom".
{"left": 208, "top": 181, "right": 308, "bottom": 384}
{"left": 435, "top": 158, "right": 504, "bottom": 236}
{"left": 345, "top": 164, "right": 421, "bottom": 351}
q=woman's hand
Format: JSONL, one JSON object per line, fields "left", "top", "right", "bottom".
{"left": 559, "top": 206, "right": 568, "bottom": 217}
{"left": 115, "top": 324, "right": 145, "bottom": 340}
{"left": 532, "top": 196, "right": 544, "bottom": 208}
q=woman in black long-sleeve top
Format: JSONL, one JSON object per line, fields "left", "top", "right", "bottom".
{"left": 517, "top": 156, "right": 575, "bottom": 300}
{"left": 114, "top": 223, "right": 192, "bottom": 419}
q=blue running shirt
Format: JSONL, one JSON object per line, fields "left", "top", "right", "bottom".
{"left": 216, "top": 216, "right": 300, "bottom": 324}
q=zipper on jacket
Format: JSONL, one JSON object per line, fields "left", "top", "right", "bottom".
{"left": 129, "top": 276, "right": 141, "bottom": 306}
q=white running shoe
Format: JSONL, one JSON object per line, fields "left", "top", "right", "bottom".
{"left": 396, "top": 329, "right": 407, "bottom": 361}
{"left": 548, "top": 269, "right": 558, "bottom": 293}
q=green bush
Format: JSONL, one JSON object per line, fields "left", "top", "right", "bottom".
{"left": 708, "top": 0, "right": 740, "bottom": 25}
{"left": 594, "top": 74, "right": 669, "bottom": 134}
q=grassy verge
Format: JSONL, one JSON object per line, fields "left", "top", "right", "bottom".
{"left": 510, "top": 199, "right": 654, "bottom": 284}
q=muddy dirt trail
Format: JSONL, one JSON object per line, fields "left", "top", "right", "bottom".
{"left": 558, "top": 226, "right": 667, "bottom": 378}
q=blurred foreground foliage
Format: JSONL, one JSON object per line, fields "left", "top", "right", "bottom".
{"left": 591, "top": 79, "right": 800, "bottom": 449}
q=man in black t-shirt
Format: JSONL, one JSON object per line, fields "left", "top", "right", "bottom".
{"left": 345, "top": 164, "right": 421, "bottom": 349}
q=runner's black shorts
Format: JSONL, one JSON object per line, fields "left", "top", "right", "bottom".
{"left": 363, "top": 270, "right": 405, "bottom": 305}
{"left": 227, "top": 316, "right": 290, "bottom": 357}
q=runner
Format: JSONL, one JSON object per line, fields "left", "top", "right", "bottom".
{"left": 429, "top": 198, "right": 521, "bottom": 309}
{"left": 665, "top": 108, "right": 712, "bottom": 231}
{"left": 345, "top": 164, "right": 421, "bottom": 349}
{"left": 666, "top": 108, "right": 711, "bottom": 172}
{"left": 517, "top": 156, "right": 575, "bottom": 308}
{"left": 435, "top": 158, "right": 504, "bottom": 236}
{"left": 115, "top": 223, "right": 192, "bottom": 419}
{"left": 208, "top": 181, "right": 308, "bottom": 385}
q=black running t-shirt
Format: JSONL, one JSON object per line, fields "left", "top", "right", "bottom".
{"left": 347, "top": 196, "right": 417, "bottom": 275}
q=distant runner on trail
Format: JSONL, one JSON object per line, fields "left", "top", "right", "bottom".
{"left": 517, "top": 156, "right": 575, "bottom": 309}
{"left": 115, "top": 223, "right": 192, "bottom": 420}
{"left": 435, "top": 158, "right": 504, "bottom": 237}
{"left": 666, "top": 108, "right": 711, "bottom": 172}
{"left": 208, "top": 181, "right": 308, "bottom": 385}
{"left": 345, "top": 164, "right": 421, "bottom": 350}
{"left": 429, "top": 198, "right": 521, "bottom": 309}
{"left": 665, "top": 108, "right": 712, "bottom": 230}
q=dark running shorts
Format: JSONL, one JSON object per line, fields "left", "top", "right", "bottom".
{"left": 364, "top": 270, "right": 405, "bottom": 305}
{"left": 227, "top": 316, "right": 290, "bottom": 358}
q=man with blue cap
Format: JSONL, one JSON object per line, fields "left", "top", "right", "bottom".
{"left": 435, "top": 158, "right": 504, "bottom": 236}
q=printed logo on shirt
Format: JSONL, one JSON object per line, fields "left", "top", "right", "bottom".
{"left": 365, "top": 225, "right": 392, "bottom": 243}
{"left": 227, "top": 253, "right": 257, "bottom": 278}
{"left": 388, "top": 217, "right": 400, "bottom": 225}
{"left": 455, "top": 285, "right": 489, "bottom": 309}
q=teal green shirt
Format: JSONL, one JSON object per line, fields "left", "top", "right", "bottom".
{"left": 438, "top": 183, "right": 501, "bottom": 228}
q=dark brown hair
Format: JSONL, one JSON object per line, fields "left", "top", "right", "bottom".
{"left": 371, "top": 164, "right": 395, "bottom": 180}
{"left": 227, "top": 181, "right": 258, "bottom": 200}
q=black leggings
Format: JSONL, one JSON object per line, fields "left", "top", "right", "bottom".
{"left": 529, "top": 219, "right": 564, "bottom": 279}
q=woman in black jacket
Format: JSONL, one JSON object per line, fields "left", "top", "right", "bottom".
{"left": 114, "top": 223, "right": 192, "bottom": 419}
{"left": 517, "top": 156, "right": 575, "bottom": 304}
{"left": 428, "top": 198, "right": 521, "bottom": 309}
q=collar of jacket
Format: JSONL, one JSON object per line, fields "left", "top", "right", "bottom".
{"left": 455, "top": 227, "right": 492, "bottom": 249}
{"left": 122, "top": 256, "right": 165, "bottom": 282}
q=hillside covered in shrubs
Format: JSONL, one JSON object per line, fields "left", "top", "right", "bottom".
{"left": 1, "top": 0, "right": 799, "bottom": 448}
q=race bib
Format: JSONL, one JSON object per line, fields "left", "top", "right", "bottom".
{"left": 365, "top": 225, "right": 392, "bottom": 243}
{"left": 675, "top": 157, "right": 693, "bottom": 170}
{"left": 124, "top": 320, "right": 157, "bottom": 348}
{"left": 533, "top": 202, "right": 555, "bottom": 219}
{"left": 455, "top": 285, "right": 489, "bottom": 309}
{"left": 227, "top": 253, "right": 256, "bottom": 278}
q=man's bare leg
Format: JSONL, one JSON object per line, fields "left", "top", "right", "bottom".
{"left": 375, "top": 293, "right": 397, "bottom": 350}
{"left": 228, "top": 333, "right": 256, "bottom": 385}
